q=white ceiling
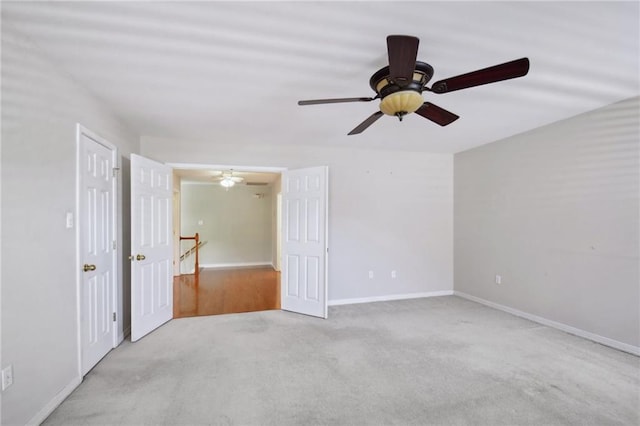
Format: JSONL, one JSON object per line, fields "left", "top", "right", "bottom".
{"left": 3, "top": 1, "right": 638, "bottom": 153}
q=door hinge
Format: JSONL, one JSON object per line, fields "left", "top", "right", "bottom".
{"left": 113, "top": 312, "right": 117, "bottom": 322}
{"left": 112, "top": 167, "right": 120, "bottom": 178}
{"left": 112, "top": 240, "right": 117, "bottom": 250}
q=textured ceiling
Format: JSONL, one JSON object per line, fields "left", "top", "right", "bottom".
{"left": 3, "top": 1, "right": 638, "bottom": 153}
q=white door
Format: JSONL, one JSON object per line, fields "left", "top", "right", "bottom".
{"left": 130, "top": 154, "right": 173, "bottom": 341}
{"left": 78, "top": 127, "right": 117, "bottom": 375}
{"left": 281, "top": 166, "right": 328, "bottom": 318}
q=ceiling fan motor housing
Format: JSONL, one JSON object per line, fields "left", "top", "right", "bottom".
{"left": 370, "top": 61, "right": 434, "bottom": 116}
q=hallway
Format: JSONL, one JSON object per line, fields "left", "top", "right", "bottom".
{"left": 173, "top": 267, "right": 280, "bottom": 318}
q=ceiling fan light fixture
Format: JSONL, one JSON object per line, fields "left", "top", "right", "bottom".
{"left": 379, "top": 90, "right": 423, "bottom": 116}
{"left": 220, "top": 177, "right": 235, "bottom": 188}
{"left": 297, "top": 35, "right": 529, "bottom": 135}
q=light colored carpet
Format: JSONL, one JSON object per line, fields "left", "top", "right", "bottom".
{"left": 44, "top": 296, "right": 639, "bottom": 425}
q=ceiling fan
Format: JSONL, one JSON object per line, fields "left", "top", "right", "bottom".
{"left": 298, "top": 35, "right": 530, "bottom": 135}
{"left": 212, "top": 170, "right": 244, "bottom": 188}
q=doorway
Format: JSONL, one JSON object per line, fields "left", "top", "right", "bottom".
{"left": 128, "top": 159, "right": 329, "bottom": 341}
{"left": 172, "top": 166, "right": 283, "bottom": 318}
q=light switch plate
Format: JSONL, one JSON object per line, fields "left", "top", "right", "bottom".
{"left": 2, "top": 365, "right": 13, "bottom": 390}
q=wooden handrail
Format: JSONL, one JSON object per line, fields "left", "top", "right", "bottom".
{"left": 179, "top": 241, "right": 204, "bottom": 261}
{"left": 180, "top": 233, "right": 199, "bottom": 273}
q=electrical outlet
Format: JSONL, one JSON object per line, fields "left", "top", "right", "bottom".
{"left": 368, "top": 270, "right": 374, "bottom": 279}
{"left": 391, "top": 270, "right": 397, "bottom": 279}
{"left": 495, "top": 275, "right": 502, "bottom": 285}
{"left": 2, "top": 365, "right": 14, "bottom": 390}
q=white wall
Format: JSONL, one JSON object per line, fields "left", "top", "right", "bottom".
{"left": 181, "top": 183, "right": 273, "bottom": 267}
{"left": 142, "top": 138, "right": 454, "bottom": 302}
{"left": 1, "top": 24, "right": 139, "bottom": 425}
{"left": 454, "top": 97, "right": 640, "bottom": 350}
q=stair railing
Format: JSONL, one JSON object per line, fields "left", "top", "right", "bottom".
{"left": 179, "top": 233, "right": 201, "bottom": 274}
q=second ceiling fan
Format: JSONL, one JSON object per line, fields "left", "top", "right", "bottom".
{"left": 298, "top": 35, "right": 530, "bottom": 135}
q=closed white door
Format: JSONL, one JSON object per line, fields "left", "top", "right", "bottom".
{"left": 281, "top": 166, "right": 328, "bottom": 318}
{"left": 79, "top": 128, "right": 117, "bottom": 375}
{"left": 130, "top": 154, "right": 173, "bottom": 341}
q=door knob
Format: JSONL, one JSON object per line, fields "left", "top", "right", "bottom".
{"left": 136, "top": 254, "right": 146, "bottom": 261}
{"left": 83, "top": 264, "right": 96, "bottom": 272}
{"left": 128, "top": 255, "right": 134, "bottom": 261}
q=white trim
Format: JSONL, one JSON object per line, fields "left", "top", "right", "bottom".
{"left": 329, "top": 290, "right": 454, "bottom": 306}
{"left": 454, "top": 291, "right": 640, "bottom": 356}
{"left": 26, "top": 376, "right": 82, "bottom": 426}
{"left": 275, "top": 192, "right": 282, "bottom": 272}
{"left": 200, "top": 262, "right": 274, "bottom": 269}
{"left": 75, "top": 126, "right": 82, "bottom": 377}
{"left": 323, "top": 167, "right": 329, "bottom": 319}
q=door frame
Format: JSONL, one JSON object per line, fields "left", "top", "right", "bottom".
{"left": 275, "top": 192, "right": 282, "bottom": 272}
{"left": 167, "top": 162, "right": 329, "bottom": 317}
{"left": 75, "top": 124, "right": 119, "bottom": 376}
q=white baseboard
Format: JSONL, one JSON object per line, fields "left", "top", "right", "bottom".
{"left": 454, "top": 291, "right": 640, "bottom": 356}
{"left": 329, "top": 290, "right": 454, "bottom": 306}
{"left": 27, "top": 376, "right": 82, "bottom": 426}
{"left": 200, "top": 262, "right": 273, "bottom": 269}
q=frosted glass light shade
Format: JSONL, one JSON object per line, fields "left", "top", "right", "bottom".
{"left": 379, "top": 90, "right": 423, "bottom": 116}
{"left": 220, "top": 178, "right": 235, "bottom": 188}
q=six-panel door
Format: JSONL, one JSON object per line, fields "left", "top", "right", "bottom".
{"left": 281, "top": 166, "right": 328, "bottom": 318}
{"left": 131, "top": 154, "right": 173, "bottom": 341}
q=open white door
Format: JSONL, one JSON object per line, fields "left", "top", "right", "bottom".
{"left": 130, "top": 154, "right": 173, "bottom": 341}
{"left": 281, "top": 166, "right": 328, "bottom": 318}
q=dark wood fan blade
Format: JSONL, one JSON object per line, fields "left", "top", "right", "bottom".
{"left": 348, "top": 111, "right": 384, "bottom": 135}
{"left": 415, "top": 102, "right": 460, "bottom": 126}
{"left": 431, "top": 58, "right": 530, "bottom": 94}
{"left": 298, "top": 97, "right": 375, "bottom": 106}
{"left": 387, "top": 35, "right": 419, "bottom": 86}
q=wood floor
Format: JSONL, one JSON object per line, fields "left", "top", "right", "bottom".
{"left": 173, "top": 267, "right": 280, "bottom": 318}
